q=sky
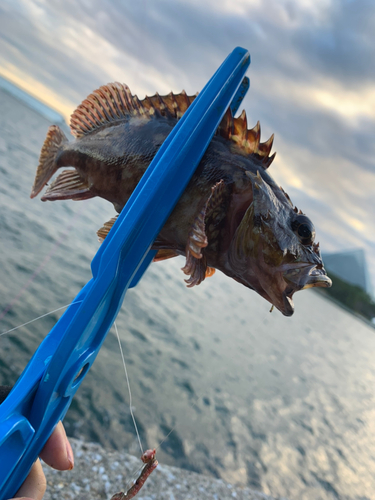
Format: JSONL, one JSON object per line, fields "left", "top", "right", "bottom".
{"left": 0, "top": 0, "right": 374, "bottom": 292}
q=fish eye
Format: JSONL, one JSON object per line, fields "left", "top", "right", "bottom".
{"left": 291, "top": 215, "right": 315, "bottom": 245}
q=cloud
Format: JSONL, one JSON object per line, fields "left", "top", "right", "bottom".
{"left": 0, "top": 0, "right": 374, "bottom": 289}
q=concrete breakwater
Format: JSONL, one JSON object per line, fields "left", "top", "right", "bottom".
{"left": 43, "top": 438, "right": 284, "bottom": 500}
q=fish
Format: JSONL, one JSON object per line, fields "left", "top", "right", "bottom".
{"left": 30, "top": 82, "right": 332, "bottom": 316}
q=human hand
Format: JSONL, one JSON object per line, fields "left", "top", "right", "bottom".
{"left": 9, "top": 421, "right": 74, "bottom": 500}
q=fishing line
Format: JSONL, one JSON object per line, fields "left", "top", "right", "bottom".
{"left": 154, "top": 395, "right": 203, "bottom": 454}
{"left": 114, "top": 321, "right": 144, "bottom": 455}
{"left": 114, "top": 321, "right": 207, "bottom": 461}
{"left": 0, "top": 301, "right": 83, "bottom": 337}
{"left": 112, "top": 320, "right": 216, "bottom": 497}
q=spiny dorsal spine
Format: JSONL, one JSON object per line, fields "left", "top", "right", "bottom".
{"left": 217, "top": 110, "right": 275, "bottom": 168}
{"left": 70, "top": 83, "right": 275, "bottom": 167}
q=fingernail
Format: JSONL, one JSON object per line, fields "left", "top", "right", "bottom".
{"left": 66, "top": 440, "right": 74, "bottom": 470}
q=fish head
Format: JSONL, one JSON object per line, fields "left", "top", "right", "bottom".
{"left": 229, "top": 169, "right": 332, "bottom": 316}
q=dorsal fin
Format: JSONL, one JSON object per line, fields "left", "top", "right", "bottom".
{"left": 142, "top": 90, "right": 197, "bottom": 119}
{"left": 217, "top": 109, "right": 276, "bottom": 168}
{"left": 70, "top": 83, "right": 197, "bottom": 138}
{"left": 71, "top": 83, "right": 147, "bottom": 137}
{"left": 70, "top": 83, "right": 275, "bottom": 167}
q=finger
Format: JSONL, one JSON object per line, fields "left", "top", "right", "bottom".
{"left": 39, "top": 421, "right": 74, "bottom": 471}
{"left": 11, "top": 458, "right": 46, "bottom": 500}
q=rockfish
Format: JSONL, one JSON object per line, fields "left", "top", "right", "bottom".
{"left": 31, "top": 82, "right": 331, "bottom": 316}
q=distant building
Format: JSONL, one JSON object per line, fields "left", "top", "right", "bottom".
{"left": 323, "top": 248, "right": 373, "bottom": 297}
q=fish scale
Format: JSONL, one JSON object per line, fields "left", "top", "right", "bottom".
{"left": 30, "top": 60, "right": 331, "bottom": 316}
{"left": 0, "top": 47, "right": 333, "bottom": 500}
{"left": 0, "top": 47, "right": 253, "bottom": 498}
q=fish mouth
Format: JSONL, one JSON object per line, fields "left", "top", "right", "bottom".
{"left": 301, "top": 270, "right": 332, "bottom": 290}
{"left": 279, "top": 266, "right": 332, "bottom": 317}
{"left": 283, "top": 265, "right": 332, "bottom": 291}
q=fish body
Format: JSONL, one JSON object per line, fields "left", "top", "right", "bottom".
{"left": 31, "top": 83, "right": 331, "bottom": 316}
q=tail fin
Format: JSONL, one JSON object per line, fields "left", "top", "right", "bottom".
{"left": 30, "top": 125, "right": 68, "bottom": 198}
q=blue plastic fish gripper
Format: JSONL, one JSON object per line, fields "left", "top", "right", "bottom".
{"left": 0, "top": 47, "right": 250, "bottom": 499}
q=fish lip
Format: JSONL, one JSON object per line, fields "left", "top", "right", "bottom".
{"left": 281, "top": 292, "right": 295, "bottom": 316}
{"left": 283, "top": 265, "right": 332, "bottom": 291}
{"left": 301, "top": 273, "right": 332, "bottom": 290}
{"left": 279, "top": 267, "right": 332, "bottom": 316}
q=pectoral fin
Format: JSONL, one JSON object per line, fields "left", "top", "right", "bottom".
{"left": 181, "top": 181, "right": 223, "bottom": 287}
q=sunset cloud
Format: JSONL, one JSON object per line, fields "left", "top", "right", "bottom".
{"left": 0, "top": 0, "right": 374, "bottom": 290}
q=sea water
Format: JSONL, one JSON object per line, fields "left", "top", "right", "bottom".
{"left": 1, "top": 89, "right": 375, "bottom": 500}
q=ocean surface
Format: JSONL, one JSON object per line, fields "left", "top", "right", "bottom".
{"left": 1, "top": 88, "right": 375, "bottom": 500}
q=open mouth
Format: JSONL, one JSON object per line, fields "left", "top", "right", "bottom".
{"left": 284, "top": 265, "right": 332, "bottom": 290}
{"left": 280, "top": 267, "right": 332, "bottom": 316}
{"left": 301, "top": 271, "right": 332, "bottom": 290}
